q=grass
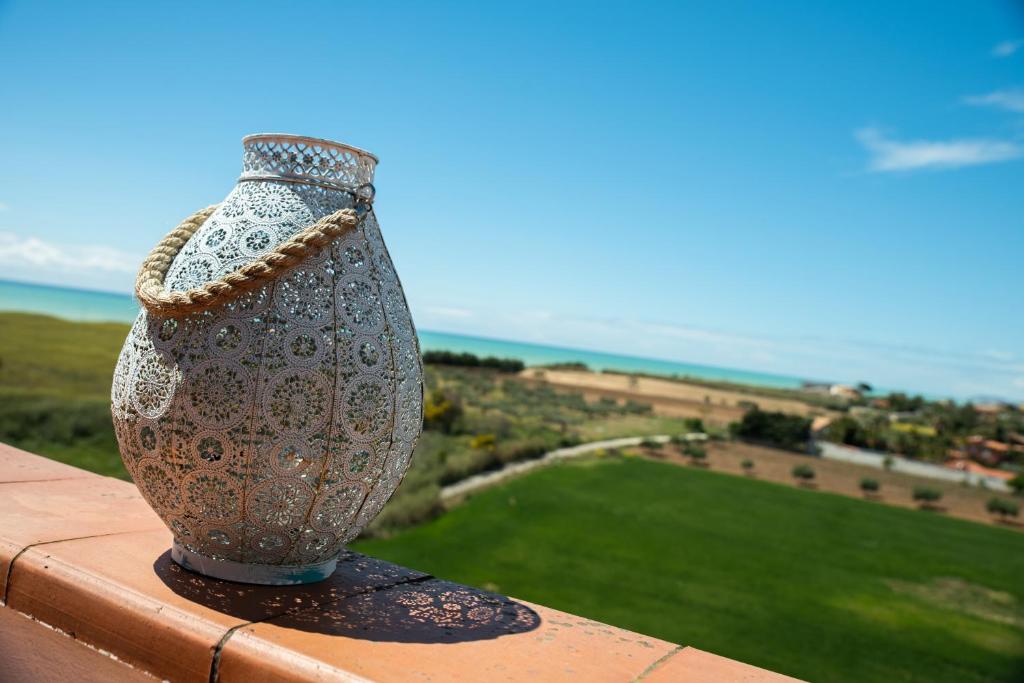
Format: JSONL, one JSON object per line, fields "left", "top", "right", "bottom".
{"left": 0, "top": 312, "right": 130, "bottom": 477}
{"left": 0, "top": 311, "right": 128, "bottom": 398}
{"left": 355, "top": 455, "right": 1024, "bottom": 683}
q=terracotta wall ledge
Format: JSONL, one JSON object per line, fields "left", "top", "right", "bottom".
{"left": 0, "top": 442, "right": 802, "bottom": 682}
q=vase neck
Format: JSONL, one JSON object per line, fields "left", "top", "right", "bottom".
{"left": 239, "top": 133, "right": 377, "bottom": 193}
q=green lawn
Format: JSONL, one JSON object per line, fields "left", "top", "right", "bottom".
{"left": 356, "top": 455, "right": 1024, "bottom": 683}
{"left": 0, "top": 312, "right": 129, "bottom": 476}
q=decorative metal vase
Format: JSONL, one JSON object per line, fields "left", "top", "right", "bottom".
{"left": 111, "top": 134, "right": 423, "bottom": 585}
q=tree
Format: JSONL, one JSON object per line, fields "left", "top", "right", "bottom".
{"left": 986, "top": 497, "right": 1020, "bottom": 522}
{"left": 731, "top": 408, "right": 812, "bottom": 452}
{"left": 683, "top": 418, "right": 705, "bottom": 433}
{"left": 1008, "top": 474, "right": 1024, "bottom": 497}
{"left": 860, "top": 478, "right": 880, "bottom": 496}
{"left": 684, "top": 444, "right": 707, "bottom": 466}
{"left": 791, "top": 463, "right": 815, "bottom": 485}
{"left": 912, "top": 486, "right": 943, "bottom": 509}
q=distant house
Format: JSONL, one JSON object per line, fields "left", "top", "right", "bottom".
{"left": 963, "top": 435, "right": 1022, "bottom": 466}
{"left": 944, "top": 458, "right": 1016, "bottom": 482}
{"left": 801, "top": 382, "right": 863, "bottom": 401}
{"left": 828, "top": 384, "right": 863, "bottom": 401}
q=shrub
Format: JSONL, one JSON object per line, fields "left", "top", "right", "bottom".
{"left": 363, "top": 483, "right": 443, "bottom": 536}
{"left": 791, "top": 464, "right": 815, "bottom": 482}
{"left": 1008, "top": 474, "right": 1024, "bottom": 496}
{"left": 731, "top": 408, "right": 812, "bottom": 452}
{"left": 494, "top": 437, "right": 553, "bottom": 465}
{"left": 469, "top": 433, "right": 496, "bottom": 450}
{"left": 741, "top": 459, "right": 754, "bottom": 473}
{"left": 423, "top": 388, "right": 463, "bottom": 433}
{"left": 860, "top": 478, "right": 880, "bottom": 494}
{"left": 640, "top": 437, "right": 663, "bottom": 450}
{"left": 684, "top": 444, "right": 708, "bottom": 458}
{"left": 912, "top": 486, "right": 943, "bottom": 508}
{"left": 623, "top": 399, "right": 653, "bottom": 415}
{"left": 986, "top": 497, "right": 1020, "bottom": 520}
{"left": 540, "top": 361, "right": 589, "bottom": 371}
{"left": 422, "top": 350, "right": 524, "bottom": 373}
{"left": 682, "top": 418, "right": 705, "bottom": 433}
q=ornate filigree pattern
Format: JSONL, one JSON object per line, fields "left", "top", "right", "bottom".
{"left": 112, "top": 137, "right": 422, "bottom": 573}
{"left": 239, "top": 134, "right": 376, "bottom": 192}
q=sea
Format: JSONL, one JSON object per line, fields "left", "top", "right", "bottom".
{"left": 0, "top": 278, "right": 809, "bottom": 390}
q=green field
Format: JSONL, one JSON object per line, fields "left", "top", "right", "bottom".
{"left": 0, "top": 312, "right": 128, "bottom": 476}
{"left": 356, "top": 455, "right": 1024, "bottom": 683}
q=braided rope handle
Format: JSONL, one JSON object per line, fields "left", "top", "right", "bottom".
{"left": 135, "top": 204, "right": 363, "bottom": 316}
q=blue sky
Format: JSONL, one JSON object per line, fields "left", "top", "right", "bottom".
{"left": 0, "top": 1, "right": 1022, "bottom": 400}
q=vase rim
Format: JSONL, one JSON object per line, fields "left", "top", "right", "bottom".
{"left": 242, "top": 133, "right": 379, "bottom": 162}
{"left": 240, "top": 133, "right": 378, "bottom": 193}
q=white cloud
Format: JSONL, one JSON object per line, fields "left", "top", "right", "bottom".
{"left": 963, "top": 88, "right": 1024, "bottom": 114}
{"left": 992, "top": 40, "right": 1023, "bottom": 58}
{"left": 0, "top": 232, "right": 138, "bottom": 274}
{"left": 855, "top": 127, "right": 1023, "bottom": 172}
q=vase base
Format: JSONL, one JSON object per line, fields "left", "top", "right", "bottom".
{"left": 171, "top": 539, "right": 338, "bottom": 585}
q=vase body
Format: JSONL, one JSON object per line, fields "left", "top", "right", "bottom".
{"left": 111, "top": 134, "right": 423, "bottom": 584}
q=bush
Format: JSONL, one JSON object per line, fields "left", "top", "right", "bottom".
{"left": 1009, "top": 474, "right": 1024, "bottom": 496}
{"left": 469, "top": 433, "right": 496, "bottom": 450}
{"left": 986, "top": 497, "right": 1020, "bottom": 520}
{"left": 684, "top": 444, "right": 707, "bottom": 462}
{"left": 682, "top": 418, "right": 705, "bottom": 433}
{"left": 423, "top": 388, "right": 463, "bottom": 433}
{"left": 731, "top": 408, "right": 812, "bottom": 452}
{"left": 741, "top": 459, "right": 754, "bottom": 472}
{"left": 363, "top": 483, "right": 443, "bottom": 536}
{"left": 640, "top": 437, "right": 663, "bottom": 450}
{"left": 860, "top": 478, "right": 880, "bottom": 494}
{"left": 912, "top": 486, "right": 943, "bottom": 507}
{"left": 494, "top": 437, "right": 553, "bottom": 465}
{"left": 540, "top": 361, "right": 589, "bottom": 371}
{"left": 422, "top": 350, "right": 524, "bottom": 373}
{"left": 623, "top": 399, "right": 653, "bottom": 415}
{"left": 791, "top": 464, "right": 815, "bottom": 482}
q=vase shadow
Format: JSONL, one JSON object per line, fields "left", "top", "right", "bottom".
{"left": 153, "top": 549, "right": 541, "bottom": 644}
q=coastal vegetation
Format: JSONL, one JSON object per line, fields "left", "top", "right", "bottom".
{"left": 0, "top": 312, "right": 694, "bottom": 532}
{"left": 422, "top": 349, "right": 524, "bottom": 373}
{"left": 821, "top": 400, "right": 1024, "bottom": 464}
